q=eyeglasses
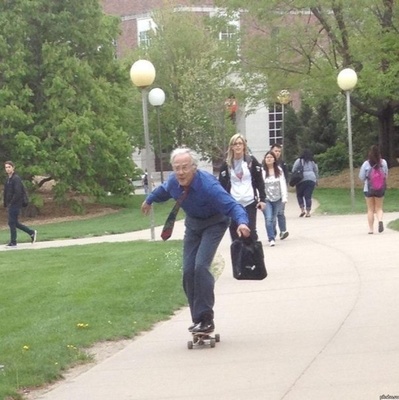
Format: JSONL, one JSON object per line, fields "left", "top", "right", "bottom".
{"left": 232, "top": 142, "right": 244, "bottom": 146}
{"left": 172, "top": 164, "right": 194, "bottom": 173}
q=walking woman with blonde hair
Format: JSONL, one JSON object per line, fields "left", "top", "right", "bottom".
{"left": 219, "top": 133, "right": 266, "bottom": 242}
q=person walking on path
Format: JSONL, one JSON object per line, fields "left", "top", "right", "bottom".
{"left": 141, "top": 148, "right": 250, "bottom": 334}
{"left": 3, "top": 161, "right": 37, "bottom": 248}
{"left": 219, "top": 133, "right": 266, "bottom": 242}
{"left": 262, "top": 151, "right": 288, "bottom": 247}
{"left": 292, "top": 149, "right": 318, "bottom": 217}
{"left": 358, "top": 144, "right": 388, "bottom": 234}
{"left": 270, "top": 143, "right": 289, "bottom": 240}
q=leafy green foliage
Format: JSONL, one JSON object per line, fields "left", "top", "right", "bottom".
{"left": 315, "top": 143, "right": 349, "bottom": 176}
{"left": 214, "top": 0, "right": 399, "bottom": 165}
{"left": 125, "top": 7, "right": 241, "bottom": 162}
{"left": 0, "top": 0, "right": 139, "bottom": 200}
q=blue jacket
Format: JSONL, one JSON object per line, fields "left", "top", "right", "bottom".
{"left": 146, "top": 169, "right": 249, "bottom": 226}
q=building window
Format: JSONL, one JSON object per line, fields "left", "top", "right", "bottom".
{"left": 268, "top": 103, "right": 283, "bottom": 146}
{"left": 139, "top": 30, "right": 151, "bottom": 47}
{"left": 219, "top": 24, "right": 238, "bottom": 44}
{"left": 137, "top": 18, "right": 156, "bottom": 48}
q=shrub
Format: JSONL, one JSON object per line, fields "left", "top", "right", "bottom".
{"left": 315, "top": 142, "right": 349, "bottom": 177}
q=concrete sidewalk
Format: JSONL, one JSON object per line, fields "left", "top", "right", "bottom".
{"left": 15, "top": 193, "right": 399, "bottom": 399}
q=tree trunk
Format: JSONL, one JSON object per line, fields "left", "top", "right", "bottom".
{"left": 378, "top": 104, "right": 398, "bottom": 167}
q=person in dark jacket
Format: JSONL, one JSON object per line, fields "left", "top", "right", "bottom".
{"left": 3, "top": 161, "right": 37, "bottom": 247}
{"left": 219, "top": 133, "right": 266, "bottom": 242}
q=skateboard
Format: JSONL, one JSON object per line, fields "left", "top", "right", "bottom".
{"left": 187, "top": 332, "right": 220, "bottom": 349}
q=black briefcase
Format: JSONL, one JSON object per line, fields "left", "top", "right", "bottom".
{"left": 230, "top": 239, "right": 267, "bottom": 280}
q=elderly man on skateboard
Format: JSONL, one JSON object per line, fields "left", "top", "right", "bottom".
{"left": 141, "top": 148, "right": 250, "bottom": 334}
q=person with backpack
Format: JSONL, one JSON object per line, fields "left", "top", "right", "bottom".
{"left": 358, "top": 145, "right": 388, "bottom": 234}
{"left": 219, "top": 133, "right": 266, "bottom": 242}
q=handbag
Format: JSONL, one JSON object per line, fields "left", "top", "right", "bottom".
{"left": 230, "top": 238, "right": 267, "bottom": 280}
{"left": 289, "top": 160, "right": 304, "bottom": 187}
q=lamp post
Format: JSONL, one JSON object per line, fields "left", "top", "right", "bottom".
{"left": 337, "top": 68, "right": 358, "bottom": 211}
{"left": 130, "top": 60, "right": 156, "bottom": 240}
{"left": 148, "top": 88, "right": 166, "bottom": 183}
{"left": 277, "top": 89, "right": 291, "bottom": 157}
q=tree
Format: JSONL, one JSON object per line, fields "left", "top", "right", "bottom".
{"left": 0, "top": 0, "right": 139, "bottom": 202}
{"left": 215, "top": 0, "right": 399, "bottom": 165}
{"left": 126, "top": 7, "right": 240, "bottom": 164}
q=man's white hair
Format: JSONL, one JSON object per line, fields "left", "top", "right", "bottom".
{"left": 170, "top": 148, "right": 199, "bottom": 167}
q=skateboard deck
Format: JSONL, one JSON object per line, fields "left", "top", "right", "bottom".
{"left": 187, "top": 332, "right": 220, "bottom": 349}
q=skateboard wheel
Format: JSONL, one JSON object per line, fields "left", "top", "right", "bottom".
{"left": 187, "top": 341, "right": 193, "bottom": 350}
{"left": 210, "top": 338, "right": 216, "bottom": 348}
{"left": 215, "top": 334, "right": 220, "bottom": 342}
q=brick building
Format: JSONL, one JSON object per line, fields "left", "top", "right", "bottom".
{"left": 101, "top": 0, "right": 290, "bottom": 171}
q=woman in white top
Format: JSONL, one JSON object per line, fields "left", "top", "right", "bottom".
{"left": 358, "top": 145, "right": 388, "bottom": 234}
{"left": 262, "top": 151, "right": 288, "bottom": 246}
{"left": 219, "top": 133, "right": 266, "bottom": 242}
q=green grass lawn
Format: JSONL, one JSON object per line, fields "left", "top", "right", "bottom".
{"left": 313, "top": 188, "right": 399, "bottom": 216}
{"left": 0, "top": 194, "right": 178, "bottom": 244}
{"left": 0, "top": 241, "right": 185, "bottom": 399}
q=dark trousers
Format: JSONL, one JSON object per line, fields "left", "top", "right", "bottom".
{"left": 8, "top": 206, "right": 34, "bottom": 245}
{"left": 296, "top": 181, "right": 316, "bottom": 211}
{"left": 183, "top": 215, "right": 230, "bottom": 324}
{"left": 229, "top": 201, "right": 258, "bottom": 242}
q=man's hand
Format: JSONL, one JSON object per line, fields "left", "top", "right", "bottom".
{"left": 236, "top": 224, "right": 250, "bottom": 238}
{"left": 141, "top": 201, "right": 152, "bottom": 215}
{"left": 257, "top": 201, "right": 266, "bottom": 211}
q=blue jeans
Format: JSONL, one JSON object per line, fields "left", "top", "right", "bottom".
{"left": 8, "top": 205, "right": 34, "bottom": 245}
{"left": 183, "top": 215, "right": 230, "bottom": 323}
{"left": 275, "top": 202, "right": 287, "bottom": 235}
{"left": 263, "top": 199, "right": 282, "bottom": 242}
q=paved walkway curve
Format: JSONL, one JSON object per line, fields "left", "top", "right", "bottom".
{"left": 14, "top": 193, "right": 399, "bottom": 400}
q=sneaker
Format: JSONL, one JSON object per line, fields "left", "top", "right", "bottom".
{"left": 191, "top": 320, "right": 215, "bottom": 334}
{"left": 269, "top": 240, "right": 275, "bottom": 247}
{"left": 378, "top": 221, "right": 384, "bottom": 233}
{"left": 30, "top": 230, "right": 37, "bottom": 244}
{"left": 5, "top": 243, "right": 17, "bottom": 248}
{"left": 280, "top": 231, "right": 289, "bottom": 240}
{"left": 188, "top": 322, "right": 198, "bottom": 332}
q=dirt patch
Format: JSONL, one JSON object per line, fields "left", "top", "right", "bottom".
{"left": 318, "top": 166, "right": 399, "bottom": 189}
